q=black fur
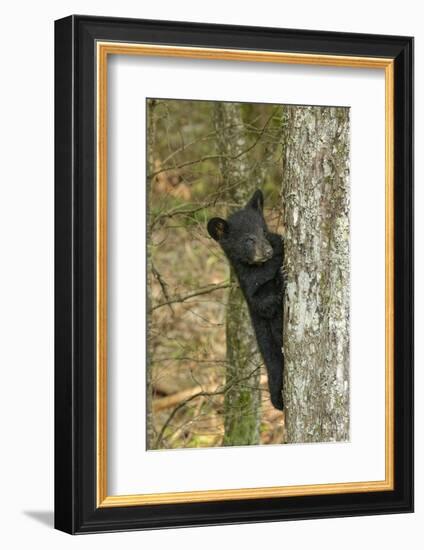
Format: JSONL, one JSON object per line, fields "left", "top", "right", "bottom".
{"left": 207, "top": 190, "right": 285, "bottom": 410}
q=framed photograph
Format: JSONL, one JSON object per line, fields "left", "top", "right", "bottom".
{"left": 54, "top": 15, "right": 413, "bottom": 534}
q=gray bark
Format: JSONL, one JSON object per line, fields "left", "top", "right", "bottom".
{"left": 281, "top": 106, "right": 350, "bottom": 443}
{"left": 214, "top": 102, "right": 262, "bottom": 446}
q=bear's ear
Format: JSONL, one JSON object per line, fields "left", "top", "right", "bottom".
{"left": 207, "top": 218, "right": 229, "bottom": 241}
{"left": 246, "top": 189, "right": 264, "bottom": 212}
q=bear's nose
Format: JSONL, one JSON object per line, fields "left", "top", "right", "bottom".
{"left": 264, "top": 243, "right": 273, "bottom": 258}
{"left": 251, "top": 242, "right": 273, "bottom": 264}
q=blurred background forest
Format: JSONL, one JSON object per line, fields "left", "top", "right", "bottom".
{"left": 146, "top": 98, "right": 286, "bottom": 450}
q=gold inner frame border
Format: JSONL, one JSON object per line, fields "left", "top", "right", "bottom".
{"left": 96, "top": 42, "right": 395, "bottom": 508}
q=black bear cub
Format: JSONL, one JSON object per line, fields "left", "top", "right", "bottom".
{"left": 207, "top": 190, "right": 285, "bottom": 410}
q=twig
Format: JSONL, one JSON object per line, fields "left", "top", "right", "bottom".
{"left": 153, "top": 375, "right": 268, "bottom": 413}
{"left": 151, "top": 203, "right": 212, "bottom": 230}
{"left": 154, "top": 366, "right": 262, "bottom": 448}
{"left": 154, "top": 357, "right": 227, "bottom": 364}
{"left": 153, "top": 383, "right": 218, "bottom": 412}
{"left": 151, "top": 262, "right": 174, "bottom": 314}
{"left": 148, "top": 109, "right": 279, "bottom": 180}
{"left": 150, "top": 281, "right": 231, "bottom": 312}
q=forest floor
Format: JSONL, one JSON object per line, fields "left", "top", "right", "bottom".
{"left": 149, "top": 201, "right": 285, "bottom": 450}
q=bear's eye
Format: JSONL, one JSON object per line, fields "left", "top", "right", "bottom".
{"left": 245, "top": 236, "right": 255, "bottom": 245}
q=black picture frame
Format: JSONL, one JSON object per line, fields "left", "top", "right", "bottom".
{"left": 55, "top": 14, "right": 414, "bottom": 534}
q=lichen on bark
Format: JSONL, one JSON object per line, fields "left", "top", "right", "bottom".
{"left": 282, "top": 106, "right": 350, "bottom": 443}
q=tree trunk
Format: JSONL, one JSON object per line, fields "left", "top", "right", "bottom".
{"left": 281, "top": 106, "right": 350, "bottom": 443}
{"left": 214, "top": 102, "right": 262, "bottom": 446}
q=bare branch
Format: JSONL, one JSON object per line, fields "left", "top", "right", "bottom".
{"left": 154, "top": 366, "right": 262, "bottom": 448}
{"left": 151, "top": 261, "right": 174, "bottom": 314}
{"left": 150, "top": 281, "right": 231, "bottom": 312}
{"left": 148, "top": 108, "right": 279, "bottom": 181}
